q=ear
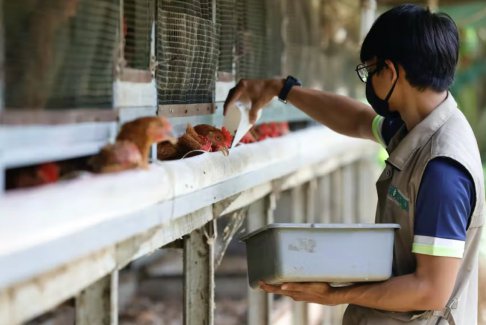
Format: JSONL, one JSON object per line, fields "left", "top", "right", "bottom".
{"left": 384, "top": 59, "right": 398, "bottom": 81}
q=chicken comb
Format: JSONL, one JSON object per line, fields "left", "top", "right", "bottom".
{"left": 221, "top": 127, "right": 233, "bottom": 148}
{"left": 38, "top": 163, "right": 60, "bottom": 183}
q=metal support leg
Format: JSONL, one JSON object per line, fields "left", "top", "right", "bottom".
{"left": 75, "top": 271, "right": 118, "bottom": 325}
{"left": 247, "top": 197, "right": 274, "bottom": 325}
{"left": 183, "top": 220, "right": 216, "bottom": 325}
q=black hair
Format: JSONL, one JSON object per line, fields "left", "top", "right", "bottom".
{"left": 360, "top": 4, "right": 459, "bottom": 92}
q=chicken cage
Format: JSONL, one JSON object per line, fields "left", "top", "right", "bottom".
{"left": 0, "top": 0, "right": 363, "bottom": 186}
{"left": 156, "top": 0, "right": 219, "bottom": 107}
{"left": 4, "top": 0, "right": 119, "bottom": 110}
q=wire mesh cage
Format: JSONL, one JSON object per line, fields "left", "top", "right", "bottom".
{"left": 235, "top": 0, "right": 266, "bottom": 80}
{"left": 235, "top": 0, "right": 284, "bottom": 80}
{"left": 216, "top": 0, "right": 236, "bottom": 75}
{"left": 123, "top": 0, "right": 154, "bottom": 70}
{"left": 4, "top": 0, "right": 119, "bottom": 110}
{"left": 156, "top": 0, "right": 219, "bottom": 106}
{"left": 264, "top": 0, "right": 284, "bottom": 78}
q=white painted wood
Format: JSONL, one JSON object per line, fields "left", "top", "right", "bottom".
{"left": 0, "top": 248, "right": 116, "bottom": 324}
{"left": 111, "top": 271, "right": 119, "bottom": 325}
{"left": 306, "top": 180, "right": 318, "bottom": 223}
{"left": 0, "top": 127, "right": 378, "bottom": 322}
{"left": 213, "top": 182, "right": 272, "bottom": 217}
{"left": 318, "top": 176, "right": 331, "bottom": 223}
{"left": 0, "top": 122, "right": 117, "bottom": 168}
{"left": 247, "top": 198, "right": 274, "bottom": 325}
{"left": 76, "top": 272, "right": 117, "bottom": 325}
{"left": 118, "top": 106, "right": 156, "bottom": 124}
{"left": 330, "top": 169, "right": 343, "bottom": 223}
{"left": 0, "top": 290, "right": 12, "bottom": 325}
{"left": 290, "top": 185, "right": 309, "bottom": 324}
{"left": 113, "top": 79, "right": 157, "bottom": 108}
{"left": 342, "top": 164, "right": 356, "bottom": 223}
{"left": 184, "top": 219, "right": 215, "bottom": 325}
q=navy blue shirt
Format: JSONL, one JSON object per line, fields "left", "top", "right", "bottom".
{"left": 374, "top": 116, "right": 475, "bottom": 257}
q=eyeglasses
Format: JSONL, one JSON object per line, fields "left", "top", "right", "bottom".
{"left": 355, "top": 63, "right": 379, "bottom": 83}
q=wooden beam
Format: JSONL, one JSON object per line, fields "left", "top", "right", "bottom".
{"left": 158, "top": 103, "right": 215, "bottom": 117}
{"left": 183, "top": 219, "right": 216, "bottom": 325}
{"left": 75, "top": 271, "right": 118, "bottom": 325}
{"left": 0, "top": 110, "right": 117, "bottom": 125}
{"left": 0, "top": 248, "right": 116, "bottom": 324}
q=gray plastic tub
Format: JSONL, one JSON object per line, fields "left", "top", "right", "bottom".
{"left": 241, "top": 223, "right": 400, "bottom": 288}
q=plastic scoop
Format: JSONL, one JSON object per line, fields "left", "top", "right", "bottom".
{"left": 223, "top": 101, "right": 262, "bottom": 148}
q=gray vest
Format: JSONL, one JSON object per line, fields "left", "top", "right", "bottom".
{"left": 343, "top": 94, "right": 485, "bottom": 325}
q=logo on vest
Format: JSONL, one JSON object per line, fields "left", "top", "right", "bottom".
{"left": 387, "top": 185, "right": 409, "bottom": 211}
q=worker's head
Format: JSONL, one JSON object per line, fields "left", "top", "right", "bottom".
{"left": 357, "top": 4, "right": 459, "bottom": 117}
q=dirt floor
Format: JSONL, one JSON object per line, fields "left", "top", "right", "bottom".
{"left": 120, "top": 296, "right": 247, "bottom": 325}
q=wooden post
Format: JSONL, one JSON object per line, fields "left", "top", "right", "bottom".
{"left": 317, "top": 176, "right": 333, "bottom": 324}
{"left": 291, "top": 185, "right": 309, "bottom": 325}
{"left": 75, "top": 271, "right": 118, "bottom": 325}
{"left": 247, "top": 197, "right": 274, "bottom": 325}
{"left": 318, "top": 176, "right": 331, "bottom": 223}
{"left": 342, "top": 165, "right": 356, "bottom": 223}
{"left": 305, "top": 179, "right": 318, "bottom": 224}
{"left": 356, "top": 155, "right": 378, "bottom": 223}
{"left": 330, "top": 169, "right": 343, "bottom": 223}
{"left": 183, "top": 219, "right": 216, "bottom": 325}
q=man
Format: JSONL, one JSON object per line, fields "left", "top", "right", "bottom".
{"left": 224, "top": 4, "right": 485, "bottom": 324}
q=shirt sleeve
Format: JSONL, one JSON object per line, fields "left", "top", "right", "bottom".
{"left": 412, "top": 158, "right": 475, "bottom": 258}
{"left": 371, "top": 115, "right": 404, "bottom": 146}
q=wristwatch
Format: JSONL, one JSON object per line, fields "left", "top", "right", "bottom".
{"left": 278, "top": 75, "right": 302, "bottom": 104}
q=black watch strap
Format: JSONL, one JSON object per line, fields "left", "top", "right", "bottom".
{"left": 278, "top": 75, "right": 302, "bottom": 104}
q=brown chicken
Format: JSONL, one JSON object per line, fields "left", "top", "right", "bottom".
{"left": 6, "top": 162, "right": 60, "bottom": 190}
{"left": 117, "top": 116, "right": 175, "bottom": 167}
{"left": 193, "top": 124, "right": 233, "bottom": 155}
{"left": 157, "top": 124, "right": 212, "bottom": 160}
{"left": 88, "top": 141, "right": 142, "bottom": 173}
